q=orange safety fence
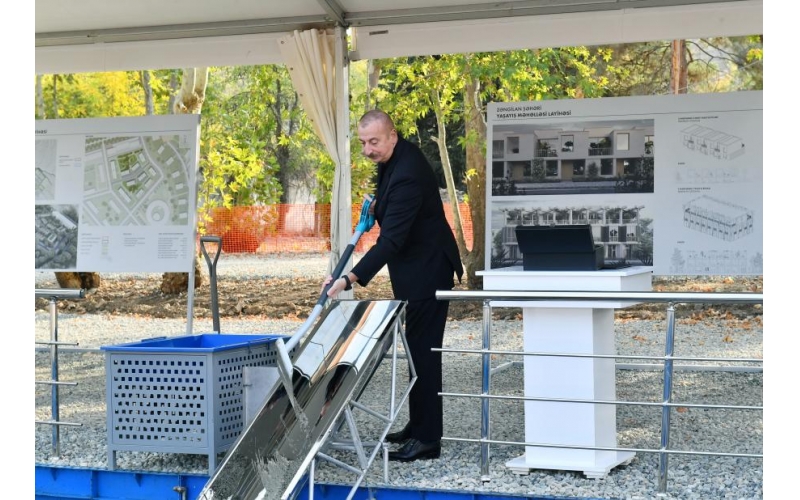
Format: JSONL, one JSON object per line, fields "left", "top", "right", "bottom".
{"left": 201, "top": 203, "right": 474, "bottom": 254}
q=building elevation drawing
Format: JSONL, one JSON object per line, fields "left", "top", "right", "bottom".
{"left": 681, "top": 124, "right": 745, "bottom": 160}
{"left": 493, "top": 205, "right": 652, "bottom": 266}
{"left": 669, "top": 248, "right": 762, "bottom": 275}
{"left": 491, "top": 121, "right": 654, "bottom": 196}
{"left": 675, "top": 164, "right": 750, "bottom": 185}
{"left": 82, "top": 135, "right": 192, "bottom": 226}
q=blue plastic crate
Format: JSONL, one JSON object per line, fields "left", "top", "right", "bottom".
{"left": 101, "top": 333, "right": 288, "bottom": 475}
{"left": 101, "top": 333, "right": 284, "bottom": 352}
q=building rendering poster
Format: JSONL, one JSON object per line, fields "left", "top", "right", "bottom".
{"left": 35, "top": 114, "right": 201, "bottom": 273}
{"left": 485, "top": 91, "right": 762, "bottom": 276}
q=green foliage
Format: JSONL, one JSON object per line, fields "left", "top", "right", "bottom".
{"left": 615, "top": 156, "right": 654, "bottom": 193}
{"left": 587, "top": 161, "right": 600, "bottom": 179}
{"left": 490, "top": 230, "right": 508, "bottom": 268}
{"left": 531, "top": 159, "right": 546, "bottom": 182}
{"left": 35, "top": 72, "right": 173, "bottom": 119}
{"left": 600, "top": 35, "right": 762, "bottom": 96}
{"left": 369, "top": 48, "right": 613, "bottom": 186}
{"left": 201, "top": 138, "right": 280, "bottom": 205}
{"left": 637, "top": 218, "right": 654, "bottom": 266}
{"left": 492, "top": 178, "right": 518, "bottom": 196}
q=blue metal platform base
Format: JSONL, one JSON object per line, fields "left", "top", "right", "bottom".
{"left": 35, "top": 465, "right": 600, "bottom": 500}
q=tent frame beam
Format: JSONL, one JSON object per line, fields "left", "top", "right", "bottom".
{"left": 346, "top": 0, "right": 746, "bottom": 26}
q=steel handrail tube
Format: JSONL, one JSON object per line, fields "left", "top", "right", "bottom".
{"left": 434, "top": 347, "right": 763, "bottom": 364}
{"left": 35, "top": 381, "right": 78, "bottom": 386}
{"left": 35, "top": 341, "right": 79, "bottom": 347}
{"left": 35, "top": 288, "right": 86, "bottom": 300}
{"left": 443, "top": 437, "right": 762, "bottom": 460}
{"left": 436, "top": 290, "right": 763, "bottom": 303}
{"left": 35, "top": 420, "right": 82, "bottom": 427}
{"left": 438, "top": 392, "right": 763, "bottom": 411}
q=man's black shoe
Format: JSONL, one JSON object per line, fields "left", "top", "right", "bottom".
{"left": 388, "top": 438, "right": 441, "bottom": 462}
{"left": 385, "top": 424, "right": 411, "bottom": 444}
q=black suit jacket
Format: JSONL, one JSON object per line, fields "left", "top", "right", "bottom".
{"left": 352, "top": 137, "right": 463, "bottom": 301}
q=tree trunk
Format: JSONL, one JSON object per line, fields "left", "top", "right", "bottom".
{"left": 671, "top": 40, "right": 688, "bottom": 94}
{"left": 173, "top": 68, "right": 208, "bottom": 114}
{"left": 55, "top": 272, "right": 101, "bottom": 290}
{"left": 367, "top": 60, "right": 381, "bottom": 112}
{"left": 168, "top": 70, "right": 179, "bottom": 114}
{"left": 141, "top": 70, "right": 154, "bottom": 115}
{"left": 272, "top": 78, "right": 294, "bottom": 204}
{"left": 462, "top": 75, "right": 486, "bottom": 289}
{"left": 429, "top": 89, "right": 467, "bottom": 260}
{"left": 161, "top": 68, "right": 209, "bottom": 294}
{"left": 52, "top": 74, "right": 59, "bottom": 118}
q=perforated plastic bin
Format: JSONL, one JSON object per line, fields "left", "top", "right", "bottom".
{"left": 101, "top": 333, "right": 288, "bottom": 474}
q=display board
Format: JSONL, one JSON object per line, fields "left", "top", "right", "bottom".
{"left": 485, "top": 91, "right": 762, "bottom": 276}
{"left": 35, "top": 115, "right": 201, "bottom": 273}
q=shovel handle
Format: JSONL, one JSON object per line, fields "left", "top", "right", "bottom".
{"left": 200, "top": 235, "right": 223, "bottom": 333}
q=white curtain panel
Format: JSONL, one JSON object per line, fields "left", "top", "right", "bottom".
{"left": 278, "top": 28, "right": 349, "bottom": 279}
{"left": 278, "top": 29, "right": 338, "bottom": 156}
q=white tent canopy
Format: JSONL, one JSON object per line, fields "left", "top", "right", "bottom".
{"left": 34, "top": 0, "right": 763, "bottom": 278}
{"left": 36, "top": 0, "right": 762, "bottom": 73}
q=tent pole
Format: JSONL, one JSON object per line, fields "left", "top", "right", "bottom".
{"left": 333, "top": 25, "right": 353, "bottom": 296}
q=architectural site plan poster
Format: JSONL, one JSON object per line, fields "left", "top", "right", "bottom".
{"left": 35, "top": 114, "right": 200, "bottom": 273}
{"left": 486, "top": 91, "right": 762, "bottom": 276}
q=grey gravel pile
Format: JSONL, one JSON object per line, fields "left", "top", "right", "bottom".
{"left": 34, "top": 255, "right": 763, "bottom": 499}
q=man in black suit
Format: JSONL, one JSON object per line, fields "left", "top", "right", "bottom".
{"left": 325, "top": 109, "right": 463, "bottom": 462}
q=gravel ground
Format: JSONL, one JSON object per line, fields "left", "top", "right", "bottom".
{"left": 34, "top": 255, "right": 763, "bottom": 499}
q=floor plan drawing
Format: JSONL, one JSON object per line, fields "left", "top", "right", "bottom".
{"left": 82, "top": 134, "right": 192, "bottom": 226}
{"left": 35, "top": 114, "right": 200, "bottom": 273}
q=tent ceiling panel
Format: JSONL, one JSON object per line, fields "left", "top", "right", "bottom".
{"left": 35, "top": 0, "right": 762, "bottom": 74}
{"left": 35, "top": 0, "right": 330, "bottom": 34}
{"left": 35, "top": 33, "right": 287, "bottom": 75}
{"left": 351, "top": 0, "right": 762, "bottom": 60}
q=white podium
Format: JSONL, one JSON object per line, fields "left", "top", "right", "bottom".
{"left": 477, "top": 266, "right": 653, "bottom": 478}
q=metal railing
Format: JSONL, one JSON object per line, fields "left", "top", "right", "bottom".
{"left": 588, "top": 147, "right": 612, "bottom": 156}
{"left": 434, "top": 289, "right": 763, "bottom": 495}
{"left": 35, "top": 288, "right": 86, "bottom": 456}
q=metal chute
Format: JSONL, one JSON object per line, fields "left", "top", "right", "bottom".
{"left": 198, "top": 299, "right": 413, "bottom": 500}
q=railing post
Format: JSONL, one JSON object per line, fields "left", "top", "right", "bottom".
{"left": 36, "top": 288, "right": 84, "bottom": 455}
{"left": 481, "top": 299, "right": 492, "bottom": 482}
{"left": 658, "top": 302, "right": 677, "bottom": 495}
{"left": 49, "top": 296, "right": 60, "bottom": 456}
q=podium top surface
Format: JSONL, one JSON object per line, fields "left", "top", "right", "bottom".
{"left": 478, "top": 265, "right": 653, "bottom": 279}
{"left": 478, "top": 266, "right": 652, "bottom": 307}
